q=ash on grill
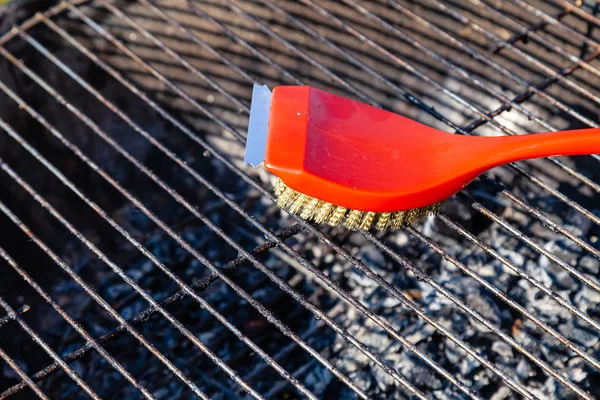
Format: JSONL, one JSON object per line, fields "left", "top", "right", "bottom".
{"left": 0, "top": 0, "right": 599, "bottom": 399}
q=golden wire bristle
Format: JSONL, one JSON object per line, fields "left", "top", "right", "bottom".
{"left": 273, "top": 178, "right": 442, "bottom": 230}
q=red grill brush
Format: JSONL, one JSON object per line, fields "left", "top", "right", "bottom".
{"left": 245, "top": 85, "right": 600, "bottom": 230}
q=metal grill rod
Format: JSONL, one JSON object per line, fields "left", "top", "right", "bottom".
{"left": 142, "top": 0, "right": 600, "bottom": 390}
{"left": 550, "top": 0, "right": 600, "bottom": 26}
{"left": 158, "top": 0, "right": 303, "bottom": 86}
{"left": 0, "top": 305, "right": 29, "bottom": 330}
{"left": 478, "top": 0, "right": 600, "bottom": 79}
{"left": 406, "top": 224, "right": 600, "bottom": 370}
{"left": 0, "top": 167, "right": 212, "bottom": 400}
{"left": 438, "top": 213, "right": 600, "bottom": 333}
{"left": 427, "top": 0, "right": 600, "bottom": 109}
{"left": 43, "top": 7, "right": 481, "bottom": 399}
{"left": 0, "top": 303, "right": 49, "bottom": 400}
{"left": 507, "top": 0, "right": 600, "bottom": 59}
{"left": 0, "top": 242, "right": 157, "bottom": 400}
{"left": 71, "top": 1, "right": 596, "bottom": 396}
{"left": 362, "top": 231, "right": 593, "bottom": 399}
{"left": 385, "top": 0, "right": 599, "bottom": 130}
{"left": 0, "top": 285, "right": 100, "bottom": 399}
{"left": 455, "top": 0, "right": 600, "bottom": 108}
{"left": 1, "top": 225, "right": 302, "bottom": 398}
{"left": 37, "top": 15, "right": 434, "bottom": 400}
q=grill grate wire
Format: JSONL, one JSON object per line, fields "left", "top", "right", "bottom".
{"left": 0, "top": 0, "right": 599, "bottom": 398}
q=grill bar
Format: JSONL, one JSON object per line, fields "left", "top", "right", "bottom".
{"left": 363, "top": 231, "right": 592, "bottom": 399}
{"left": 0, "top": 318, "right": 49, "bottom": 400}
{"left": 0, "top": 174, "right": 211, "bottom": 399}
{"left": 489, "top": 5, "right": 573, "bottom": 53}
{"left": 0, "top": 225, "right": 302, "bottom": 398}
{"left": 508, "top": 0, "right": 600, "bottom": 57}
{"left": 454, "top": 3, "right": 599, "bottom": 107}
{"left": 0, "top": 305, "right": 29, "bottom": 330}
{"left": 0, "top": 244, "right": 157, "bottom": 400}
{"left": 551, "top": 0, "right": 600, "bottom": 26}
{"left": 0, "top": 283, "right": 100, "bottom": 399}
{"left": 438, "top": 214, "right": 600, "bottom": 332}
{"left": 406, "top": 224, "right": 600, "bottom": 369}
{"left": 482, "top": 0, "right": 600, "bottom": 77}
{"left": 427, "top": 0, "right": 600, "bottom": 130}
{"left": 387, "top": 0, "right": 599, "bottom": 131}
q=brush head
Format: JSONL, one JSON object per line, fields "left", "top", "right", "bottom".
{"left": 244, "top": 84, "right": 466, "bottom": 228}
{"left": 274, "top": 178, "right": 442, "bottom": 230}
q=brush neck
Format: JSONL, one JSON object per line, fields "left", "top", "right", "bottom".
{"left": 478, "top": 128, "right": 600, "bottom": 168}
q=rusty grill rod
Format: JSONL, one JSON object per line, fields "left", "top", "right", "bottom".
{"left": 0, "top": 305, "right": 29, "bottom": 330}
{"left": 0, "top": 225, "right": 303, "bottom": 399}
{"left": 0, "top": 307, "right": 49, "bottom": 400}
{"left": 0, "top": 0, "right": 596, "bottom": 398}
{"left": 508, "top": 0, "right": 600, "bottom": 61}
{"left": 455, "top": 1, "right": 600, "bottom": 107}
{"left": 426, "top": 0, "right": 600, "bottom": 135}
{"left": 387, "top": 0, "right": 600, "bottom": 132}
{"left": 0, "top": 246, "right": 158, "bottom": 400}
{"left": 480, "top": 0, "right": 600, "bottom": 79}
{"left": 0, "top": 180, "right": 212, "bottom": 399}
{"left": 0, "top": 286, "right": 100, "bottom": 399}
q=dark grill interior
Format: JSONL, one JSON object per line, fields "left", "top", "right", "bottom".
{"left": 0, "top": 0, "right": 599, "bottom": 399}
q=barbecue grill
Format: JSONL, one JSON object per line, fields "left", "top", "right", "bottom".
{"left": 0, "top": 0, "right": 599, "bottom": 398}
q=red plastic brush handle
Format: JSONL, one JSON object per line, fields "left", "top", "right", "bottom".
{"left": 264, "top": 86, "right": 600, "bottom": 212}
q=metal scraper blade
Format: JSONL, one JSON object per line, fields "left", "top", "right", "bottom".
{"left": 244, "top": 84, "right": 272, "bottom": 167}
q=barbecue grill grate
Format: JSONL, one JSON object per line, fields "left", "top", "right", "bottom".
{"left": 0, "top": 0, "right": 599, "bottom": 399}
